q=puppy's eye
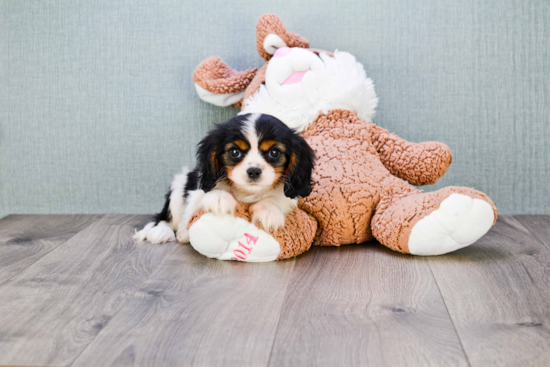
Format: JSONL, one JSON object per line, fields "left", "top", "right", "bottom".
{"left": 268, "top": 148, "right": 280, "bottom": 159}
{"left": 229, "top": 148, "right": 242, "bottom": 159}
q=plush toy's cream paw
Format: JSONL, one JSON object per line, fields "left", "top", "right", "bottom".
{"left": 200, "top": 189, "right": 238, "bottom": 216}
{"left": 134, "top": 220, "right": 175, "bottom": 245}
{"left": 250, "top": 202, "right": 286, "bottom": 232}
{"left": 188, "top": 213, "right": 281, "bottom": 262}
{"left": 408, "top": 193, "right": 495, "bottom": 256}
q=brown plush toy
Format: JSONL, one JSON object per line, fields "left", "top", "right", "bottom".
{"left": 187, "top": 14, "right": 497, "bottom": 262}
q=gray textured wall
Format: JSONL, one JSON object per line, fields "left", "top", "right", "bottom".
{"left": 1, "top": 0, "right": 549, "bottom": 217}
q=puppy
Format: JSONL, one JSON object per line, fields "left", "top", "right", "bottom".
{"left": 134, "top": 113, "right": 315, "bottom": 245}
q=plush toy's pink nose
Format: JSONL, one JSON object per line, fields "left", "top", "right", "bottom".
{"left": 273, "top": 47, "right": 292, "bottom": 58}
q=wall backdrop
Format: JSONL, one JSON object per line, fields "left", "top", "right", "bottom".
{"left": 1, "top": 0, "right": 549, "bottom": 218}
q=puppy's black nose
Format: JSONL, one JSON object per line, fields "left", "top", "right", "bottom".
{"left": 247, "top": 167, "right": 262, "bottom": 180}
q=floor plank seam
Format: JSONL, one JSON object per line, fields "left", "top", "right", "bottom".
{"left": 514, "top": 215, "right": 550, "bottom": 251}
{"left": 0, "top": 215, "right": 105, "bottom": 287}
{"left": 67, "top": 241, "right": 181, "bottom": 367}
{"left": 508, "top": 216, "right": 550, "bottom": 296}
{"left": 265, "top": 257, "right": 297, "bottom": 367}
{"left": 427, "top": 259, "right": 472, "bottom": 367}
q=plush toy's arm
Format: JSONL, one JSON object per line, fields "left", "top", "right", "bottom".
{"left": 369, "top": 124, "right": 453, "bottom": 186}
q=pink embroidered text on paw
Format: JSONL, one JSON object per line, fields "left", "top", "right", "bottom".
{"left": 232, "top": 233, "right": 259, "bottom": 260}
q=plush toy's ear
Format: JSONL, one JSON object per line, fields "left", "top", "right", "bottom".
{"left": 193, "top": 57, "right": 257, "bottom": 107}
{"left": 256, "top": 14, "right": 310, "bottom": 61}
{"left": 284, "top": 134, "right": 316, "bottom": 199}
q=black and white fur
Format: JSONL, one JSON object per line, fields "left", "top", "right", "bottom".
{"left": 134, "top": 113, "right": 315, "bottom": 244}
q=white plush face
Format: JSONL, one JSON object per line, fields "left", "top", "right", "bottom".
{"left": 240, "top": 46, "right": 378, "bottom": 132}
{"left": 264, "top": 47, "right": 326, "bottom": 104}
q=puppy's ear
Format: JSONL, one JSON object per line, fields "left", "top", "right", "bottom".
{"left": 196, "top": 130, "right": 221, "bottom": 192}
{"left": 284, "top": 135, "right": 315, "bottom": 199}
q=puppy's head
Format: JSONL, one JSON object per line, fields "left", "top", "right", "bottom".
{"left": 197, "top": 113, "right": 315, "bottom": 198}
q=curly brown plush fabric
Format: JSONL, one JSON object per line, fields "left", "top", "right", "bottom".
{"left": 256, "top": 14, "right": 310, "bottom": 60}
{"left": 192, "top": 56, "right": 257, "bottom": 95}
{"left": 272, "top": 208, "right": 317, "bottom": 260}
{"left": 299, "top": 110, "right": 386, "bottom": 246}
{"left": 299, "top": 109, "right": 497, "bottom": 250}
{"left": 187, "top": 202, "right": 317, "bottom": 260}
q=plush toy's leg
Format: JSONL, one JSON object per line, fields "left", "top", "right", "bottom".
{"left": 186, "top": 204, "right": 316, "bottom": 262}
{"left": 371, "top": 180, "right": 497, "bottom": 256}
{"left": 187, "top": 213, "right": 280, "bottom": 262}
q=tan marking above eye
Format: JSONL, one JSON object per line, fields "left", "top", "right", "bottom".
{"left": 234, "top": 140, "right": 249, "bottom": 151}
{"left": 259, "top": 140, "right": 276, "bottom": 151}
{"left": 260, "top": 140, "right": 287, "bottom": 153}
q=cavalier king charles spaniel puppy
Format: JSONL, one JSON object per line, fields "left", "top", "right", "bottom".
{"left": 134, "top": 113, "right": 315, "bottom": 244}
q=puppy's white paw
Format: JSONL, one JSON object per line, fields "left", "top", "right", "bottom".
{"left": 201, "top": 190, "right": 238, "bottom": 216}
{"left": 176, "top": 228, "right": 190, "bottom": 243}
{"left": 133, "top": 222, "right": 156, "bottom": 241}
{"left": 251, "top": 203, "right": 286, "bottom": 232}
{"left": 146, "top": 221, "right": 176, "bottom": 244}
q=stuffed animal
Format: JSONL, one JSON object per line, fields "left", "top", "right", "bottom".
{"left": 187, "top": 14, "right": 497, "bottom": 261}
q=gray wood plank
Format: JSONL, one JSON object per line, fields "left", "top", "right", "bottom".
{"left": 268, "top": 245, "right": 468, "bottom": 367}
{"left": 0, "top": 214, "right": 26, "bottom": 227}
{"left": 428, "top": 215, "right": 550, "bottom": 367}
{"left": 0, "top": 214, "right": 103, "bottom": 285}
{"left": 0, "top": 214, "right": 177, "bottom": 367}
{"left": 71, "top": 246, "right": 296, "bottom": 367}
{"left": 514, "top": 215, "right": 550, "bottom": 250}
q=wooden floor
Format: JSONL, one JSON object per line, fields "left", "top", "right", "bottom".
{"left": 0, "top": 215, "right": 549, "bottom": 367}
